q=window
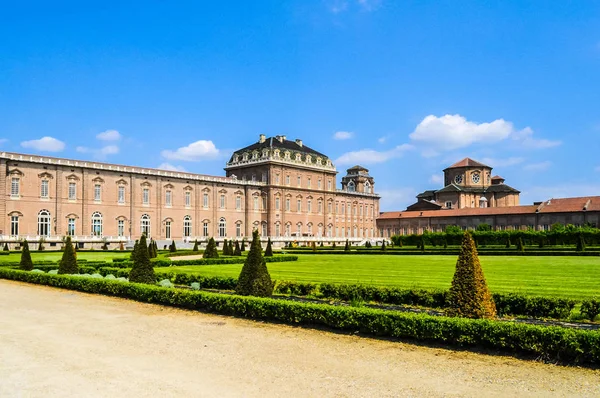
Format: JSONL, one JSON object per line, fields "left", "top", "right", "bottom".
{"left": 297, "top": 176, "right": 301, "bottom": 186}
{"left": 142, "top": 188, "right": 149, "bottom": 205}
{"left": 297, "top": 199, "right": 301, "bottom": 212}
{"left": 262, "top": 173, "right": 267, "bottom": 183}
{"left": 318, "top": 201, "right": 322, "bottom": 214}
{"left": 318, "top": 179, "right": 322, "bottom": 189}
{"left": 91, "top": 212, "right": 103, "bottom": 236}
{"left": 285, "top": 198, "right": 290, "bottom": 211}
{"left": 218, "top": 218, "right": 226, "bottom": 237}
{"left": 220, "top": 194, "right": 226, "bottom": 209}
{"left": 236, "top": 223, "right": 241, "bottom": 237}
{"left": 307, "top": 178, "right": 311, "bottom": 189}
{"left": 236, "top": 196, "right": 241, "bottom": 210}
{"left": 165, "top": 190, "right": 172, "bottom": 207}
{"left": 342, "top": 204, "right": 345, "bottom": 215}
{"left": 307, "top": 199, "right": 312, "bottom": 213}
{"left": 335, "top": 226, "right": 339, "bottom": 237}
{"left": 275, "top": 197, "right": 280, "bottom": 210}
{"left": 336, "top": 202, "right": 339, "bottom": 214}
{"left": 184, "top": 216, "right": 192, "bottom": 237}
{"left": 11, "top": 178, "right": 19, "bottom": 198}
{"left": 165, "top": 221, "right": 171, "bottom": 239}
{"left": 38, "top": 210, "right": 51, "bottom": 237}
{"left": 68, "top": 183, "right": 76, "bottom": 200}
{"left": 275, "top": 175, "right": 280, "bottom": 184}
{"left": 308, "top": 224, "right": 313, "bottom": 235}
{"left": 328, "top": 225, "right": 332, "bottom": 237}
{"left": 286, "top": 175, "right": 290, "bottom": 185}
{"left": 141, "top": 214, "right": 150, "bottom": 236}
{"left": 296, "top": 223, "right": 302, "bottom": 236}
{"left": 328, "top": 180, "right": 332, "bottom": 191}
{"left": 118, "top": 186, "right": 125, "bottom": 204}
{"left": 10, "top": 216, "right": 19, "bottom": 236}
{"left": 94, "top": 184, "right": 101, "bottom": 201}
{"left": 117, "top": 220, "right": 124, "bottom": 237}
{"left": 203, "top": 193, "right": 209, "bottom": 208}
{"left": 328, "top": 202, "right": 332, "bottom": 214}
{"left": 185, "top": 191, "right": 191, "bottom": 207}
{"left": 203, "top": 222, "right": 209, "bottom": 237}
{"left": 40, "top": 180, "right": 49, "bottom": 199}
{"left": 275, "top": 223, "right": 280, "bottom": 237}
{"left": 317, "top": 225, "right": 323, "bottom": 237}
{"left": 360, "top": 205, "right": 363, "bottom": 216}
{"left": 262, "top": 196, "right": 267, "bottom": 210}
{"left": 347, "top": 181, "right": 355, "bottom": 192}
{"left": 262, "top": 223, "right": 267, "bottom": 237}
{"left": 364, "top": 181, "right": 371, "bottom": 194}
{"left": 253, "top": 196, "right": 259, "bottom": 211}
{"left": 67, "top": 218, "right": 75, "bottom": 236}
{"left": 285, "top": 223, "right": 291, "bottom": 237}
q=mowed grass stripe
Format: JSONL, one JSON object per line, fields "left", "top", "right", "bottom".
{"left": 159, "top": 254, "right": 600, "bottom": 299}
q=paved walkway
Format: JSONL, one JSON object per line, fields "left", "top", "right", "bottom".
{"left": 0, "top": 280, "right": 598, "bottom": 397}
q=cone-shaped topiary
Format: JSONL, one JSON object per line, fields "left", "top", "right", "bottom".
{"left": 119, "top": 242, "right": 124, "bottom": 251}
{"left": 3, "top": 242, "right": 9, "bottom": 251}
{"left": 505, "top": 236, "right": 511, "bottom": 248}
{"left": 241, "top": 239, "right": 246, "bottom": 252}
{"left": 381, "top": 240, "right": 386, "bottom": 251}
{"left": 129, "top": 234, "right": 155, "bottom": 284}
{"left": 420, "top": 235, "right": 425, "bottom": 252}
{"left": 447, "top": 232, "right": 496, "bottom": 319}
{"left": 131, "top": 240, "right": 139, "bottom": 261}
{"left": 344, "top": 239, "right": 350, "bottom": 251}
{"left": 193, "top": 239, "right": 199, "bottom": 252}
{"left": 398, "top": 238, "right": 403, "bottom": 248}
{"left": 332, "top": 242, "right": 336, "bottom": 250}
{"left": 443, "top": 237, "right": 447, "bottom": 249}
{"left": 235, "top": 230, "right": 273, "bottom": 297}
{"left": 58, "top": 236, "right": 78, "bottom": 274}
{"left": 576, "top": 233, "right": 586, "bottom": 252}
{"left": 229, "top": 240, "right": 234, "bottom": 255}
{"left": 264, "top": 238, "right": 273, "bottom": 257}
{"left": 203, "top": 237, "right": 219, "bottom": 258}
{"left": 233, "top": 240, "right": 241, "bottom": 256}
{"left": 19, "top": 241, "right": 33, "bottom": 271}
{"left": 38, "top": 240, "right": 44, "bottom": 251}
{"left": 517, "top": 237, "right": 525, "bottom": 252}
{"left": 311, "top": 241, "right": 317, "bottom": 252}
{"left": 222, "top": 239, "right": 229, "bottom": 255}
{"left": 170, "top": 240, "right": 177, "bottom": 252}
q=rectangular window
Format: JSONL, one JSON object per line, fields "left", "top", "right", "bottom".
{"left": 253, "top": 197, "right": 259, "bottom": 210}
{"left": 318, "top": 201, "right": 322, "bottom": 214}
{"left": 117, "top": 220, "right": 124, "bottom": 237}
{"left": 360, "top": 205, "right": 363, "bottom": 216}
{"left": 262, "top": 197, "right": 266, "bottom": 210}
{"left": 328, "top": 202, "right": 332, "bottom": 214}
{"left": 307, "top": 200, "right": 312, "bottom": 213}
{"left": 203, "top": 193, "right": 209, "bottom": 208}
{"left": 68, "top": 218, "right": 75, "bottom": 236}
{"left": 307, "top": 178, "right": 311, "bottom": 189}
{"left": 165, "top": 190, "right": 172, "bottom": 206}
{"left": 297, "top": 199, "right": 301, "bottom": 212}
{"left": 142, "top": 188, "right": 149, "bottom": 205}
{"left": 297, "top": 176, "right": 301, "bottom": 186}
{"left": 203, "top": 222, "right": 209, "bottom": 237}
{"left": 94, "top": 184, "right": 101, "bottom": 201}
{"left": 262, "top": 173, "right": 267, "bottom": 183}
{"left": 445, "top": 201, "right": 452, "bottom": 208}
{"left": 68, "top": 182, "right": 76, "bottom": 200}
{"left": 236, "top": 196, "right": 241, "bottom": 210}
{"left": 220, "top": 194, "right": 226, "bottom": 209}
{"left": 275, "top": 175, "right": 280, "bottom": 184}
{"left": 285, "top": 198, "right": 290, "bottom": 211}
{"left": 10, "top": 216, "right": 19, "bottom": 236}
{"left": 275, "top": 197, "right": 280, "bottom": 210}
{"left": 286, "top": 175, "right": 290, "bottom": 185}
{"left": 118, "top": 186, "right": 125, "bottom": 204}
{"left": 275, "top": 224, "right": 280, "bottom": 237}
{"left": 236, "top": 223, "right": 241, "bottom": 237}
{"left": 318, "top": 179, "right": 322, "bottom": 189}
{"left": 11, "top": 178, "right": 19, "bottom": 198}
{"left": 328, "top": 180, "right": 332, "bottom": 191}
{"left": 165, "top": 221, "right": 171, "bottom": 239}
{"left": 336, "top": 202, "right": 339, "bottom": 214}
{"left": 185, "top": 191, "right": 191, "bottom": 207}
{"left": 41, "top": 180, "right": 49, "bottom": 198}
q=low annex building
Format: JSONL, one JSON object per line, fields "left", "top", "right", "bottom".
{"left": 1, "top": 135, "right": 380, "bottom": 247}
{"left": 377, "top": 158, "right": 600, "bottom": 237}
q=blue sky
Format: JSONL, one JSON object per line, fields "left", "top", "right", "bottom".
{"left": 1, "top": 1, "right": 599, "bottom": 211}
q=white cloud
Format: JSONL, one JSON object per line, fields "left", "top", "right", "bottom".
{"left": 357, "top": 0, "right": 381, "bottom": 11}
{"left": 480, "top": 157, "right": 525, "bottom": 168}
{"left": 335, "top": 144, "right": 413, "bottom": 165}
{"left": 377, "top": 188, "right": 415, "bottom": 212}
{"left": 409, "top": 114, "right": 560, "bottom": 152}
{"left": 521, "top": 183, "right": 600, "bottom": 204}
{"left": 429, "top": 174, "right": 443, "bottom": 184}
{"left": 161, "top": 140, "right": 221, "bottom": 161}
{"left": 328, "top": 0, "right": 348, "bottom": 13}
{"left": 21, "top": 136, "right": 65, "bottom": 152}
{"left": 96, "top": 129, "right": 121, "bottom": 141}
{"left": 333, "top": 131, "right": 353, "bottom": 140}
{"left": 377, "top": 136, "right": 387, "bottom": 143}
{"left": 523, "top": 161, "right": 552, "bottom": 172}
{"left": 76, "top": 145, "right": 119, "bottom": 159}
{"left": 157, "top": 163, "right": 187, "bottom": 172}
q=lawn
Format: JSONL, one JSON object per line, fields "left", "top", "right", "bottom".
{"left": 158, "top": 254, "right": 600, "bottom": 299}
{"left": 0, "top": 251, "right": 131, "bottom": 263}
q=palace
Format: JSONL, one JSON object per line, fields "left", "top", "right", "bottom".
{"left": 0, "top": 135, "right": 380, "bottom": 248}
{"left": 376, "top": 158, "right": 600, "bottom": 237}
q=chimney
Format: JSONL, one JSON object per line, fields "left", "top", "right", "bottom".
{"left": 295, "top": 139, "right": 303, "bottom": 147}
{"left": 281, "top": 135, "right": 287, "bottom": 142}
{"left": 259, "top": 134, "right": 266, "bottom": 143}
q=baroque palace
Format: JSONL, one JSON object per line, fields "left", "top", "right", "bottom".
{"left": 377, "top": 157, "right": 600, "bottom": 237}
{"left": 0, "top": 135, "right": 380, "bottom": 247}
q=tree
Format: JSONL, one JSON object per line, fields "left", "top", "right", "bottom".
{"left": 476, "top": 223, "right": 491, "bottom": 232}
{"left": 311, "top": 241, "right": 317, "bottom": 252}
{"left": 344, "top": 239, "right": 350, "bottom": 252}
{"left": 193, "top": 239, "right": 199, "bottom": 252}
{"left": 129, "top": 234, "right": 156, "bottom": 284}
{"left": 38, "top": 240, "right": 44, "bottom": 251}
{"left": 19, "top": 241, "right": 33, "bottom": 271}
{"left": 241, "top": 239, "right": 246, "bottom": 252}
{"left": 148, "top": 240, "right": 157, "bottom": 258}
{"left": 365, "top": 241, "right": 372, "bottom": 248}
{"left": 130, "top": 240, "right": 139, "bottom": 261}
{"left": 420, "top": 235, "right": 426, "bottom": 252}
{"left": 119, "top": 242, "right": 124, "bottom": 251}
{"left": 3, "top": 242, "right": 8, "bottom": 251}
{"left": 332, "top": 242, "right": 336, "bottom": 249}
{"left": 517, "top": 237, "right": 525, "bottom": 252}
{"left": 234, "top": 240, "right": 242, "bottom": 256}
{"left": 222, "top": 239, "right": 229, "bottom": 255}
{"left": 576, "top": 233, "right": 586, "bottom": 252}
{"left": 381, "top": 240, "right": 386, "bottom": 251}
{"left": 203, "top": 237, "right": 219, "bottom": 258}
{"left": 443, "top": 236, "right": 448, "bottom": 249}
{"left": 447, "top": 232, "right": 496, "bottom": 319}
{"left": 58, "top": 236, "right": 78, "bottom": 275}
{"left": 505, "top": 236, "right": 511, "bottom": 249}
{"left": 229, "top": 240, "right": 235, "bottom": 255}
{"left": 235, "top": 230, "right": 273, "bottom": 297}
{"left": 170, "top": 240, "right": 177, "bottom": 253}
{"left": 264, "top": 238, "right": 273, "bottom": 257}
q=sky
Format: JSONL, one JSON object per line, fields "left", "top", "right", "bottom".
{"left": 1, "top": 0, "right": 599, "bottom": 211}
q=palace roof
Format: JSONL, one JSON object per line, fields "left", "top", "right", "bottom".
{"left": 444, "top": 157, "right": 491, "bottom": 170}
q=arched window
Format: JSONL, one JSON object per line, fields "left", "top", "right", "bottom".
{"left": 91, "top": 212, "right": 103, "bottom": 236}
{"left": 183, "top": 216, "right": 192, "bottom": 237}
{"left": 141, "top": 214, "right": 150, "bottom": 237}
{"left": 364, "top": 181, "right": 371, "bottom": 194}
{"left": 218, "top": 217, "right": 226, "bottom": 237}
{"left": 38, "top": 210, "right": 51, "bottom": 237}
{"left": 347, "top": 181, "right": 355, "bottom": 192}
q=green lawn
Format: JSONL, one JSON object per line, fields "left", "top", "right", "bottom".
{"left": 158, "top": 254, "right": 600, "bottom": 299}
{"left": 0, "top": 251, "right": 131, "bottom": 263}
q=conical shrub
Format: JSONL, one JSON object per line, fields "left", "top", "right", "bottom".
{"left": 19, "top": 241, "right": 33, "bottom": 271}
{"left": 203, "top": 237, "right": 219, "bottom": 258}
{"left": 229, "top": 240, "right": 234, "bottom": 255}
{"left": 264, "top": 238, "right": 273, "bottom": 257}
{"left": 193, "top": 239, "right": 199, "bottom": 252}
{"left": 58, "top": 236, "right": 78, "bottom": 274}
{"left": 517, "top": 237, "right": 525, "bottom": 252}
{"left": 131, "top": 240, "right": 139, "bottom": 261}
{"left": 381, "top": 240, "right": 386, "bottom": 251}
{"left": 234, "top": 240, "right": 241, "bottom": 256}
{"left": 576, "top": 233, "right": 586, "bottom": 252}
{"left": 3, "top": 242, "right": 9, "bottom": 251}
{"left": 447, "top": 232, "right": 496, "bottom": 319}
{"left": 344, "top": 239, "right": 350, "bottom": 252}
{"left": 222, "top": 239, "right": 229, "bottom": 255}
{"left": 129, "top": 234, "right": 155, "bottom": 284}
{"left": 235, "top": 230, "right": 273, "bottom": 297}
{"left": 241, "top": 239, "right": 246, "bottom": 252}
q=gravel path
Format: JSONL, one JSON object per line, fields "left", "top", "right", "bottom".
{"left": 1, "top": 280, "right": 598, "bottom": 398}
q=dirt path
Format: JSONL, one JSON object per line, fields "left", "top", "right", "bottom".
{"left": 0, "top": 280, "right": 598, "bottom": 398}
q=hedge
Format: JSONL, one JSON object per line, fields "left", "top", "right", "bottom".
{"left": 284, "top": 250, "right": 600, "bottom": 256}
{"left": 0, "top": 268, "right": 598, "bottom": 366}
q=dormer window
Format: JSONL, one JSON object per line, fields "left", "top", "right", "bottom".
{"left": 306, "top": 155, "right": 312, "bottom": 163}
{"left": 262, "top": 149, "right": 269, "bottom": 158}
{"left": 316, "top": 157, "right": 322, "bottom": 165}
{"left": 364, "top": 181, "right": 371, "bottom": 194}
{"left": 284, "top": 151, "right": 291, "bottom": 160}
{"left": 252, "top": 151, "right": 259, "bottom": 159}
{"left": 295, "top": 153, "right": 302, "bottom": 161}
{"left": 242, "top": 152, "right": 249, "bottom": 161}
{"left": 234, "top": 154, "right": 239, "bottom": 162}
{"left": 274, "top": 149, "right": 280, "bottom": 158}
{"left": 347, "top": 181, "right": 355, "bottom": 192}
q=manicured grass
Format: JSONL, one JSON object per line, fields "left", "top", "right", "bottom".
{"left": 158, "top": 254, "right": 600, "bottom": 300}
{"left": 0, "top": 251, "right": 130, "bottom": 263}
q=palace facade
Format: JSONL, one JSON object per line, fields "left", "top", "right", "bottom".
{"left": 1, "top": 135, "right": 380, "bottom": 247}
{"left": 376, "top": 158, "right": 600, "bottom": 237}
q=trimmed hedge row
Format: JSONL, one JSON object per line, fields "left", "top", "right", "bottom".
{"left": 284, "top": 250, "right": 600, "bottom": 256}
{"left": 1, "top": 268, "right": 598, "bottom": 366}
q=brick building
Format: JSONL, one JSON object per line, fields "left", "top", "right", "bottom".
{"left": 0, "top": 135, "right": 379, "bottom": 247}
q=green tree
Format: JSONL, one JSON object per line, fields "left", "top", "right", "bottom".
{"left": 517, "top": 237, "right": 525, "bottom": 252}
{"left": 505, "top": 236, "right": 511, "bottom": 249}
{"left": 420, "top": 235, "right": 426, "bottom": 252}
{"left": 58, "top": 236, "right": 78, "bottom": 274}
{"left": 311, "top": 241, "right": 317, "bottom": 252}
{"left": 192, "top": 239, "right": 199, "bottom": 252}
{"left": 264, "top": 238, "right": 273, "bottom": 257}
{"left": 222, "top": 239, "right": 229, "bottom": 255}
{"left": 332, "top": 242, "right": 336, "bottom": 249}
{"left": 381, "top": 240, "right": 386, "bottom": 251}
{"left": 234, "top": 240, "right": 242, "bottom": 256}
{"left": 131, "top": 240, "right": 139, "bottom": 261}
{"left": 447, "top": 232, "right": 496, "bottom": 319}
{"left": 235, "top": 230, "right": 273, "bottom": 297}
{"left": 38, "top": 240, "right": 44, "bottom": 251}
{"left": 476, "top": 223, "right": 491, "bottom": 232}
{"left": 203, "top": 237, "right": 219, "bottom": 258}
{"left": 344, "top": 239, "right": 350, "bottom": 252}
{"left": 241, "top": 239, "right": 246, "bottom": 252}
{"left": 3, "top": 242, "right": 9, "bottom": 251}
{"left": 229, "top": 240, "right": 235, "bottom": 255}
{"left": 170, "top": 240, "right": 177, "bottom": 253}
{"left": 129, "top": 234, "right": 155, "bottom": 284}
{"left": 576, "top": 233, "right": 586, "bottom": 252}
{"left": 19, "top": 241, "right": 33, "bottom": 271}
